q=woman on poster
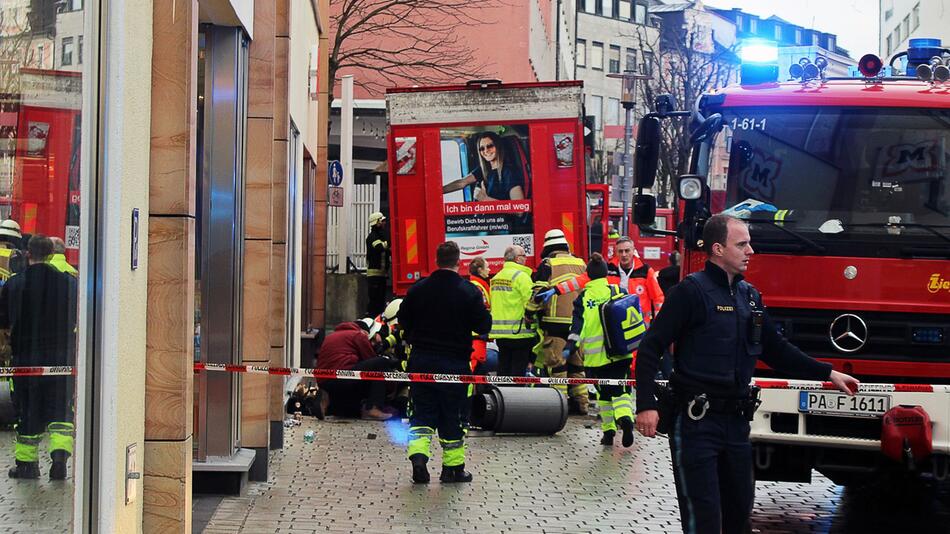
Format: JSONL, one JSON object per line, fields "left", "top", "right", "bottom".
{"left": 442, "top": 132, "right": 526, "bottom": 201}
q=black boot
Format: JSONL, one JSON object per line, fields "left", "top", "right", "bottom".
{"left": 439, "top": 464, "right": 473, "bottom": 483}
{"left": 50, "top": 450, "right": 70, "bottom": 480}
{"left": 619, "top": 416, "right": 635, "bottom": 448}
{"left": 410, "top": 453, "right": 430, "bottom": 484}
{"left": 8, "top": 461, "right": 40, "bottom": 480}
{"left": 600, "top": 429, "right": 615, "bottom": 445}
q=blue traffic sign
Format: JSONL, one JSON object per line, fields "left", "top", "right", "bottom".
{"left": 328, "top": 160, "right": 343, "bottom": 186}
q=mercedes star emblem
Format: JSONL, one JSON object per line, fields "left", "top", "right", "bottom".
{"left": 843, "top": 266, "right": 858, "bottom": 280}
{"left": 829, "top": 313, "right": 868, "bottom": 353}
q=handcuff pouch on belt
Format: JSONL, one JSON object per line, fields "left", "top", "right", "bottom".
{"left": 661, "top": 385, "right": 762, "bottom": 425}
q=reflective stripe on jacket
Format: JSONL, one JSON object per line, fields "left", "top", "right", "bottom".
{"left": 489, "top": 261, "right": 534, "bottom": 339}
{"left": 573, "top": 278, "right": 632, "bottom": 368}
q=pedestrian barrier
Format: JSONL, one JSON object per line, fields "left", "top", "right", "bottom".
{"left": 2, "top": 364, "right": 950, "bottom": 394}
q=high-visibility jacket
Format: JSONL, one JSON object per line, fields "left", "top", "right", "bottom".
{"left": 365, "top": 226, "right": 389, "bottom": 277}
{"left": 534, "top": 252, "right": 585, "bottom": 328}
{"left": 570, "top": 278, "right": 633, "bottom": 368}
{"left": 489, "top": 261, "right": 534, "bottom": 339}
{"left": 0, "top": 246, "right": 23, "bottom": 283}
{"left": 47, "top": 253, "right": 78, "bottom": 277}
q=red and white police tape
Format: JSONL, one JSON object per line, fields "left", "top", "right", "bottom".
{"left": 2, "top": 363, "right": 949, "bottom": 395}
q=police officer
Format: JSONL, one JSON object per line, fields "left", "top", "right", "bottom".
{"left": 634, "top": 214, "right": 859, "bottom": 534}
{"left": 365, "top": 212, "right": 389, "bottom": 317}
{"left": 399, "top": 241, "right": 491, "bottom": 484}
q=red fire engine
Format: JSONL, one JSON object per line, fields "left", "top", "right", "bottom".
{"left": 634, "top": 39, "right": 950, "bottom": 484}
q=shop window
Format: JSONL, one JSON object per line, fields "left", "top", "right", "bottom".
{"left": 0, "top": 1, "right": 90, "bottom": 530}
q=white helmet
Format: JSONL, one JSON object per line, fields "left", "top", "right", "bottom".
{"left": 543, "top": 229, "right": 569, "bottom": 249}
{"left": 368, "top": 212, "right": 386, "bottom": 226}
{"left": 0, "top": 219, "right": 21, "bottom": 240}
{"left": 357, "top": 317, "right": 383, "bottom": 338}
{"left": 381, "top": 298, "right": 403, "bottom": 326}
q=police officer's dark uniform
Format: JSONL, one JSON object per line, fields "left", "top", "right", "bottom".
{"left": 635, "top": 260, "right": 834, "bottom": 534}
{"left": 398, "top": 248, "right": 492, "bottom": 484}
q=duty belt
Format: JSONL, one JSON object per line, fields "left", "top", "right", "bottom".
{"left": 679, "top": 387, "right": 762, "bottom": 421}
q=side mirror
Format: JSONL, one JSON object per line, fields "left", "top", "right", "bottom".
{"left": 634, "top": 116, "right": 661, "bottom": 189}
{"left": 633, "top": 194, "right": 657, "bottom": 226}
{"left": 690, "top": 112, "right": 723, "bottom": 143}
{"left": 677, "top": 174, "right": 705, "bottom": 200}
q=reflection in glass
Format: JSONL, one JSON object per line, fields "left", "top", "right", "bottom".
{"left": 0, "top": 0, "right": 85, "bottom": 530}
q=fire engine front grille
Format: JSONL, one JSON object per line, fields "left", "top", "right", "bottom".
{"left": 769, "top": 308, "right": 949, "bottom": 362}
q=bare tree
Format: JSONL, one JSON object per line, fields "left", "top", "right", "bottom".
{"left": 631, "top": 19, "right": 738, "bottom": 208}
{"left": 330, "top": 0, "right": 503, "bottom": 99}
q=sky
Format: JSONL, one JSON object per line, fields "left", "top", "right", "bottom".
{"left": 704, "top": 0, "right": 881, "bottom": 58}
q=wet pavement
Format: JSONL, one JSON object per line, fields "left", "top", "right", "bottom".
{"left": 0, "top": 430, "right": 73, "bottom": 533}
{"left": 196, "top": 415, "right": 950, "bottom": 533}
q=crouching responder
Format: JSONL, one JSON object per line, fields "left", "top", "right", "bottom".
{"left": 530, "top": 229, "right": 588, "bottom": 414}
{"left": 0, "top": 236, "right": 77, "bottom": 480}
{"left": 399, "top": 242, "right": 491, "bottom": 484}
{"left": 565, "top": 253, "right": 643, "bottom": 447}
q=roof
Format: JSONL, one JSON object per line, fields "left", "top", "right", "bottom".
{"left": 707, "top": 79, "right": 950, "bottom": 109}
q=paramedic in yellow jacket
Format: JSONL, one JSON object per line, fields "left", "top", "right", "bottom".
{"left": 529, "top": 229, "right": 588, "bottom": 414}
{"left": 565, "top": 253, "right": 645, "bottom": 447}
{"left": 490, "top": 245, "right": 536, "bottom": 380}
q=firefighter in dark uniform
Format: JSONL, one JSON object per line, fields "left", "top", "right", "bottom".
{"left": 635, "top": 214, "right": 859, "bottom": 534}
{"left": 399, "top": 241, "right": 492, "bottom": 484}
{"left": 365, "top": 211, "right": 389, "bottom": 317}
{"left": 0, "top": 235, "right": 77, "bottom": 480}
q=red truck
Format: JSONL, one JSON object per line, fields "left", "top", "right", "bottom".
{"left": 385, "top": 80, "right": 609, "bottom": 296}
{"left": 633, "top": 40, "right": 950, "bottom": 485}
{"left": 604, "top": 206, "right": 675, "bottom": 268}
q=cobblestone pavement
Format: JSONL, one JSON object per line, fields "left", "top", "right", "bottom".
{"left": 198, "top": 416, "right": 950, "bottom": 534}
{"left": 0, "top": 430, "right": 74, "bottom": 533}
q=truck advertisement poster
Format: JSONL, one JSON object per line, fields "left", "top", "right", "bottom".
{"left": 440, "top": 124, "right": 533, "bottom": 267}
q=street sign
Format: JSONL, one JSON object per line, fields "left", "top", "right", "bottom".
{"left": 329, "top": 186, "right": 344, "bottom": 207}
{"left": 328, "top": 160, "right": 343, "bottom": 186}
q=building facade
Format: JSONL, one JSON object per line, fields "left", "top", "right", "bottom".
{"left": 879, "top": 0, "right": 928, "bottom": 60}
{"left": 0, "top": 0, "right": 330, "bottom": 532}
{"left": 575, "top": 0, "right": 658, "bottom": 191}
{"left": 712, "top": 7, "right": 854, "bottom": 77}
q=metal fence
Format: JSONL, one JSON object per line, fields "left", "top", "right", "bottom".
{"left": 327, "top": 182, "right": 379, "bottom": 272}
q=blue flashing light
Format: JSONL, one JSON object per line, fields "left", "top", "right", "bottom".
{"left": 912, "top": 326, "right": 945, "bottom": 344}
{"left": 740, "top": 40, "right": 779, "bottom": 64}
{"left": 906, "top": 38, "right": 945, "bottom": 76}
{"left": 739, "top": 39, "right": 779, "bottom": 85}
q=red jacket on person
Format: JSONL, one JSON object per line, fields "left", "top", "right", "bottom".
{"left": 315, "top": 322, "right": 377, "bottom": 381}
{"left": 607, "top": 256, "right": 664, "bottom": 324}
